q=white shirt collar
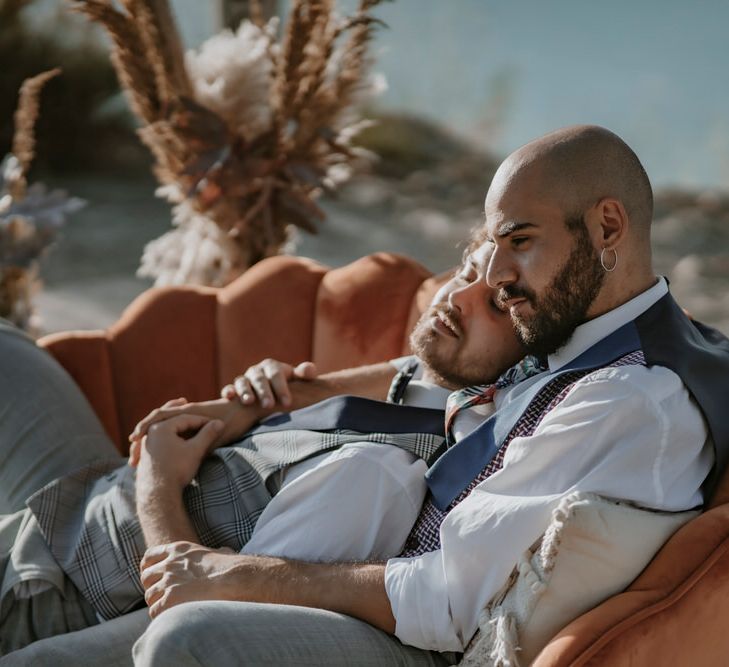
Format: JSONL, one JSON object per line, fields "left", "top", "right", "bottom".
{"left": 403, "top": 379, "right": 452, "bottom": 410}
{"left": 548, "top": 277, "right": 668, "bottom": 372}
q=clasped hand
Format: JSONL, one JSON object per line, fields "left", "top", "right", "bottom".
{"left": 128, "top": 358, "right": 319, "bottom": 468}
{"left": 135, "top": 413, "right": 224, "bottom": 490}
{"left": 140, "top": 541, "right": 254, "bottom": 619}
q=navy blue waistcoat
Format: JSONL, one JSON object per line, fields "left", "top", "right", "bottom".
{"left": 424, "top": 292, "right": 729, "bottom": 508}
{"left": 635, "top": 293, "right": 729, "bottom": 499}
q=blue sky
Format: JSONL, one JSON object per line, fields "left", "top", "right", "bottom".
{"left": 34, "top": 0, "right": 729, "bottom": 190}
{"left": 332, "top": 0, "right": 729, "bottom": 190}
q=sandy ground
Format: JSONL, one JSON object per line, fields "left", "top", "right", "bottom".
{"left": 34, "top": 174, "right": 467, "bottom": 334}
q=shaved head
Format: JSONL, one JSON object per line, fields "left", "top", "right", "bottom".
{"left": 482, "top": 125, "right": 659, "bottom": 353}
{"left": 487, "top": 125, "right": 653, "bottom": 238}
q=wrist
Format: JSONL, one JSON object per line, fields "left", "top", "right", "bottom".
{"left": 220, "top": 402, "right": 268, "bottom": 443}
{"left": 224, "top": 554, "right": 284, "bottom": 603}
{"left": 136, "top": 464, "right": 185, "bottom": 502}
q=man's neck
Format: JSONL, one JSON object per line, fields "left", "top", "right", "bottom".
{"left": 546, "top": 276, "right": 667, "bottom": 373}
{"left": 420, "top": 365, "right": 459, "bottom": 390}
{"left": 420, "top": 364, "right": 489, "bottom": 391}
{"left": 586, "top": 273, "right": 659, "bottom": 321}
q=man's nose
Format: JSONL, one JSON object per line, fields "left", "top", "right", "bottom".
{"left": 447, "top": 285, "right": 466, "bottom": 312}
{"left": 448, "top": 280, "right": 482, "bottom": 313}
{"left": 486, "top": 246, "right": 517, "bottom": 288}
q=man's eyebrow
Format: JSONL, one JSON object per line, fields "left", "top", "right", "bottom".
{"left": 494, "top": 221, "right": 538, "bottom": 238}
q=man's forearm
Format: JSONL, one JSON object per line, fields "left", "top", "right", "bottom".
{"left": 141, "top": 543, "right": 396, "bottom": 633}
{"left": 137, "top": 479, "right": 198, "bottom": 547}
{"left": 288, "top": 362, "right": 398, "bottom": 410}
{"left": 132, "top": 362, "right": 399, "bottom": 447}
{"left": 242, "top": 557, "right": 396, "bottom": 633}
{"left": 219, "top": 363, "right": 397, "bottom": 441}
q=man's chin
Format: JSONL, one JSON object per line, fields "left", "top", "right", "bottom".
{"left": 416, "top": 347, "right": 493, "bottom": 389}
{"left": 412, "top": 342, "right": 456, "bottom": 382}
{"left": 514, "top": 317, "right": 575, "bottom": 358}
{"left": 412, "top": 323, "right": 456, "bottom": 355}
{"left": 509, "top": 300, "right": 536, "bottom": 327}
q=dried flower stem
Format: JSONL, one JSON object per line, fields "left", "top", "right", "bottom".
{"left": 73, "top": 0, "right": 385, "bottom": 285}
{"left": 10, "top": 68, "right": 61, "bottom": 200}
{"left": 70, "top": 1, "right": 161, "bottom": 122}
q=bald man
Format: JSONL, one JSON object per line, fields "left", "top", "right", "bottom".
{"left": 130, "top": 126, "right": 729, "bottom": 667}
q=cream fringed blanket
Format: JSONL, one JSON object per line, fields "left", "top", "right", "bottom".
{"left": 459, "top": 492, "right": 697, "bottom": 667}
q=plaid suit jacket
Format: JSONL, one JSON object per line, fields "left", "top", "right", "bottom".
{"left": 26, "top": 396, "right": 445, "bottom": 620}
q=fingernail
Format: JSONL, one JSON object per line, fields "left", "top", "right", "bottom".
{"left": 262, "top": 398, "right": 272, "bottom": 408}
{"left": 282, "top": 396, "right": 291, "bottom": 406}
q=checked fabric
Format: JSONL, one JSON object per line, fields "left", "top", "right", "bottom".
{"left": 26, "top": 426, "right": 444, "bottom": 621}
{"left": 398, "top": 350, "right": 646, "bottom": 558}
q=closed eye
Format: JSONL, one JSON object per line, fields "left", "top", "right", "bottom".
{"left": 511, "top": 236, "right": 530, "bottom": 248}
{"left": 456, "top": 262, "right": 477, "bottom": 282}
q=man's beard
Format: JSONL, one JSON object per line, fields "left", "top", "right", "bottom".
{"left": 410, "top": 304, "right": 495, "bottom": 389}
{"left": 498, "top": 218, "right": 605, "bottom": 358}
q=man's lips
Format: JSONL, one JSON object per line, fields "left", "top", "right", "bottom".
{"left": 433, "top": 311, "right": 460, "bottom": 338}
{"left": 505, "top": 297, "right": 527, "bottom": 309}
{"left": 498, "top": 296, "right": 529, "bottom": 313}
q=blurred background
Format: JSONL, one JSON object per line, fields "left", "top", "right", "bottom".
{"left": 2, "top": 0, "right": 728, "bottom": 334}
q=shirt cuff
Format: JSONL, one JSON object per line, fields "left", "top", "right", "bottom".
{"left": 385, "top": 552, "right": 464, "bottom": 652}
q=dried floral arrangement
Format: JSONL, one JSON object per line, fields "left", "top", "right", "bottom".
{"left": 0, "top": 69, "right": 86, "bottom": 333}
{"left": 70, "top": 0, "right": 387, "bottom": 286}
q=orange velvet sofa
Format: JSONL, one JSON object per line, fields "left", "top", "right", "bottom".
{"left": 38, "top": 252, "right": 729, "bottom": 666}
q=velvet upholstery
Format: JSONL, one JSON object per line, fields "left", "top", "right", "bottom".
{"left": 531, "top": 504, "right": 729, "bottom": 666}
{"left": 38, "top": 330, "right": 122, "bottom": 445}
{"left": 37, "top": 252, "right": 729, "bottom": 666}
{"left": 38, "top": 253, "right": 436, "bottom": 452}
{"left": 217, "top": 256, "right": 327, "bottom": 384}
{"left": 311, "top": 253, "right": 432, "bottom": 373}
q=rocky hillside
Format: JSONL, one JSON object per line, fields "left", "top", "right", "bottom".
{"left": 34, "top": 115, "right": 729, "bottom": 336}
{"left": 652, "top": 190, "right": 729, "bottom": 333}
{"left": 345, "top": 114, "right": 729, "bottom": 333}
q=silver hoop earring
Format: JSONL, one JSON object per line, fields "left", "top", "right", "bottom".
{"left": 600, "top": 247, "right": 618, "bottom": 272}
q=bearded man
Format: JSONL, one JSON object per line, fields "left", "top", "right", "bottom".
{"left": 123, "top": 125, "right": 729, "bottom": 667}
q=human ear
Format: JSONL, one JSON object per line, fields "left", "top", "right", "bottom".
{"left": 590, "top": 197, "right": 628, "bottom": 250}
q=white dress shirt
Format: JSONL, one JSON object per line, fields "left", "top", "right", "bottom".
{"left": 241, "top": 373, "right": 451, "bottom": 561}
{"left": 384, "top": 278, "right": 713, "bottom": 652}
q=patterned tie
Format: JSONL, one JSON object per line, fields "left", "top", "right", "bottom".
{"left": 444, "top": 356, "right": 546, "bottom": 447}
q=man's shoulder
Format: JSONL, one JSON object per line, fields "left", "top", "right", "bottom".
{"left": 555, "top": 363, "right": 695, "bottom": 425}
